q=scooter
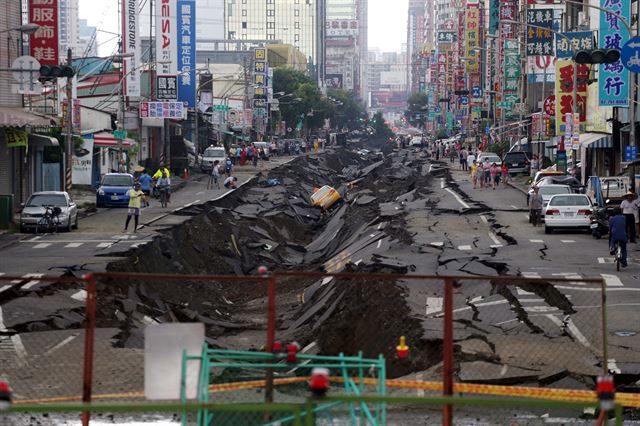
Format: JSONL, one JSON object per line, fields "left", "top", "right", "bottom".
{"left": 590, "top": 206, "right": 610, "bottom": 239}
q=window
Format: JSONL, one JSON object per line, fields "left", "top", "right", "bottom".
{"left": 242, "top": 22, "right": 247, "bottom": 29}
{"left": 267, "top": 9, "right": 275, "bottom": 16}
{"left": 267, "top": 34, "right": 275, "bottom": 40}
{"left": 267, "top": 0, "right": 274, "bottom": 3}
{"left": 242, "top": 9, "right": 246, "bottom": 16}
{"left": 294, "top": 9, "right": 299, "bottom": 16}
{"left": 242, "top": 0, "right": 246, "bottom": 3}
{"left": 267, "top": 22, "right": 275, "bottom": 29}
{"left": 295, "top": 0, "right": 299, "bottom": 3}
{"left": 294, "top": 22, "right": 300, "bottom": 29}
{"left": 228, "top": 31, "right": 236, "bottom": 39}
{"left": 294, "top": 34, "right": 299, "bottom": 41}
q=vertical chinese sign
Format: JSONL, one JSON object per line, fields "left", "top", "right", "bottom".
{"left": 156, "top": 0, "right": 178, "bottom": 76}
{"left": 465, "top": 9, "right": 480, "bottom": 73}
{"left": 526, "top": 9, "right": 554, "bottom": 56}
{"left": 177, "top": 0, "right": 196, "bottom": 107}
{"left": 30, "top": 0, "right": 59, "bottom": 65}
{"left": 252, "top": 48, "right": 268, "bottom": 132}
{"left": 555, "top": 60, "right": 589, "bottom": 134}
{"left": 122, "top": 0, "right": 141, "bottom": 98}
{"left": 599, "top": 0, "right": 630, "bottom": 107}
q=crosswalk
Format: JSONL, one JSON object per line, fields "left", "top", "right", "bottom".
{"left": 521, "top": 271, "right": 627, "bottom": 288}
{"left": 19, "top": 240, "right": 151, "bottom": 250}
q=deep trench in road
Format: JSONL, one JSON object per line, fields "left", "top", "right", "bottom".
{"left": 8, "top": 141, "right": 638, "bottom": 396}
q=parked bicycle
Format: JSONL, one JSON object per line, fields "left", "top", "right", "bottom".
{"left": 35, "top": 205, "right": 61, "bottom": 234}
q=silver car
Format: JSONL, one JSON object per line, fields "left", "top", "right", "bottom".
{"left": 20, "top": 191, "right": 79, "bottom": 233}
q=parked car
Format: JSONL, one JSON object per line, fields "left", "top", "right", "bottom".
{"left": 537, "top": 176, "right": 583, "bottom": 193}
{"left": 20, "top": 191, "right": 78, "bottom": 232}
{"left": 503, "top": 151, "right": 530, "bottom": 174}
{"left": 409, "top": 137, "right": 423, "bottom": 147}
{"left": 200, "top": 146, "right": 226, "bottom": 173}
{"left": 531, "top": 170, "right": 565, "bottom": 188}
{"left": 476, "top": 152, "right": 502, "bottom": 166}
{"left": 96, "top": 173, "right": 134, "bottom": 208}
{"left": 544, "top": 194, "right": 594, "bottom": 234}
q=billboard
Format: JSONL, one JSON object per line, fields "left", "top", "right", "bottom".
{"left": 30, "top": 0, "right": 59, "bottom": 65}
{"left": 326, "top": 20, "right": 359, "bottom": 37}
{"left": 555, "top": 60, "right": 588, "bottom": 135}
{"left": 465, "top": 9, "right": 480, "bottom": 73}
{"left": 122, "top": 0, "right": 141, "bottom": 97}
{"left": 380, "top": 71, "right": 406, "bottom": 86}
{"left": 599, "top": 0, "right": 630, "bottom": 107}
{"left": 325, "top": 74, "right": 343, "bottom": 89}
{"left": 156, "top": 0, "right": 178, "bottom": 76}
{"left": 177, "top": 0, "right": 196, "bottom": 107}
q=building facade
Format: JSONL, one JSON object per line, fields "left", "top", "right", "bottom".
{"left": 59, "top": 0, "right": 80, "bottom": 57}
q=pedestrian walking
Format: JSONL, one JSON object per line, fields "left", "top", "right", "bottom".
{"left": 501, "top": 163, "right": 509, "bottom": 188}
{"left": 621, "top": 191, "right": 638, "bottom": 243}
{"left": 483, "top": 158, "right": 491, "bottom": 185}
{"left": 124, "top": 182, "right": 144, "bottom": 233}
{"left": 529, "top": 186, "right": 544, "bottom": 227}
{"left": 138, "top": 169, "right": 152, "bottom": 207}
{"left": 490, "top": 163, "right": 499, "bottom": 189}
{"left": 208, "top": 160, "right": 221, "bottom": 189}
{"left": 530, "top": 155, "right": 539, "bottom": 177}
{"left": 223, "top": 157, "right": 233, "bottom": 177}
{"left": 470, "top": 160, "right": 478, "bottom": 189}
{"left": 466, "top": 151, "right": 476, "bottom": 170}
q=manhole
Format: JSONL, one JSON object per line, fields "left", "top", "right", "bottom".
{"left": 614, "top": 331, "right": 637, "bottom": 337}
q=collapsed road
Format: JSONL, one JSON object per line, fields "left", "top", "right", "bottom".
{"left": 2, "top": 142, "right": 640, "bottom": 403}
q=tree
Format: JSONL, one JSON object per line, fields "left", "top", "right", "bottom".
{"left": 405, "top": 92, "right": 429, "bottom": 127}
{"left": 372, "top": 111, "right": 393, "bottom": 139}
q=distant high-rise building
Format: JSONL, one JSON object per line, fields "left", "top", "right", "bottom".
{"left": 225, "top": 0, "right": 321, "bottom": 76}
{"left": 407, "top": 0, "right": 426, "bottom": 95}
{"left": 59, "top": 0, "right": 80, "bottom": 57}
{"left": 197, "top": 0, "right": 225, "bottom": 41}
{"left": 76, "top": 19, "right": 97, "bottom": 57}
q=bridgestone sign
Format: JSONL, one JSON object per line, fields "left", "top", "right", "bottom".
{"left": 122, "top": 0, "right": 141, "bottom": 97}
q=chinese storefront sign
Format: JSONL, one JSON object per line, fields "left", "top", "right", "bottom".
{"left": 157, "top": 75, "right": 178, "bottom": 100}
{"left": 139, "top": 101, "right": 185, "bottom": 119}
{"left": 465, "top": 9, "right": 480, "bottom": 73}
{"left": 555, "top": 60, "right": 588, "bottom": 134}
{"left": 527, "top": 56, "right": 556, "bottom": 83}
{"left": 122, "top": 0, "right": 141, "bottom": 97}
{"left": 29, "top": 0, "right": 59, "bottom": 65}
{"left": 599, "top": 0, "right": 630, "bottom": 106}
{"left": 489, "top": 0, "right": 500, "bottom": 35}
{"left": 61, "top": 99, "right": 81, "bottom": 133}
{"left": 499, "top": 1, "right": 518, "bottom": 39}
{"left": 504, "top": 39, "right": 521, "bottom": 95}
{"left": 5, "top": 128, "right": 28, "bottom": 148}
{"left": 526, "top": 9, "right": 554, "bottom": 56}
{"left": 155, "top": 0, "right": 177, "bottom": 76}
{"left": 437, "top": 32, "right": 456, "bottom": 43}
{"left": 555, "top": 32, "right": 593, "bottom": 58}
{"left": 177, "top": 0, "right": 196, "bottom": 107}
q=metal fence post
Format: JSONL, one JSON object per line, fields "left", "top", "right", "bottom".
{"left": 265, "top": 274, "right": 277, "bottom": 415}
{"left": 443, "top": 278, "right": 454, "bottom": 426}
{"left": 81, "top": 274, "right": 98, "bottom": 426}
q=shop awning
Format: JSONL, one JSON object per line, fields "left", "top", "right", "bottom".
{"left": 90, "top": 131, "right": 136, "bottom": 147}
{"left": 579, "top": 133, "right": 612, "bottom": 149}
{"left": 0, "top": 107, "right": 53, "bottom": 127}
{"left": 29, "top": 134, "right": 59, "bottom": 146}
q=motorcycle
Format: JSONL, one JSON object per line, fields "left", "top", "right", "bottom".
{"left": 590, "top": 206, "right": 611, "bottom": 239}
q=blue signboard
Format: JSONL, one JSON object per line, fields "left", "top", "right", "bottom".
{"left": 599, "top": 0, "right": 630, "bottom": 107}
{"left": 625, "top": 145, "right": 638, "bottom": 161}
{"left": 177, "top": 0, "right": 196, "bottom": 107}
{"left": 460, "top": 96, "right": 469, "bottom": 105}
{"left": 526, "top": 9, "right": 554, "bottom": 56}
{"left": 471, "top": 86, "right": 482, "bottom": 99}
{"left": 555, "top": 31, "right": 593, "bottom": 58}
{"left": 621, "top": 36, "right": 640, "bottom": 73}
{"left": 434, "top": 106, "right": 442, "bottom": 113}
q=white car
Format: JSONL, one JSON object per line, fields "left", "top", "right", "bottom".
{"left": 476, "top": 152, "right": 502, "bottom": 166}
{"left": 544, "top": 194, "right": 593, "bottom": 234}
{"left": 529, "top": 184, "right": 572, "bottom": 221}
{"left": 20, "top": 191, "right": 79, "bottom": 233}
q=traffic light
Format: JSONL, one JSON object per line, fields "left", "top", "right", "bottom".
{"left": 39, "top": 65, "right": 75, "bottom": 82}
{"left": 573, "top": 49, "right": 620, "bottom": 64}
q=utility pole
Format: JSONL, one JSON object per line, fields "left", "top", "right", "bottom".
{"left": 65, "top": 48, "right": 73, "bottom": 193}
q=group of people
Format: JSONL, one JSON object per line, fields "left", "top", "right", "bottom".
{"left": 123, "top": 164, "right": 172, "bottom": 233}
{"left": 470, "top": 159, "right": 510, "bottom": 190}
{"left": 208, "top": 158, "right": 238, "bottom": 190}
{"left": 227, "top": 144, "right": 267, "bottom": 167}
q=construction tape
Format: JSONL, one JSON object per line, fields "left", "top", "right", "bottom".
{"left": 13, "top": 378, "right": 640, "bottom": 407}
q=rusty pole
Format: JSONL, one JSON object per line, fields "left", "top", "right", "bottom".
{"left": 81, "top": 274, "right": 98, "bottom": 426}
{"left": 442, "top": 278, "right": 454, "bottom": 426}
{"left": 264, "top": 273, "right": 277, "bottom": 414}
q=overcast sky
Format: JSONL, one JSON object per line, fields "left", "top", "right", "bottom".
{"left": 79, "top": 0, "right": 408, "bottom": 56}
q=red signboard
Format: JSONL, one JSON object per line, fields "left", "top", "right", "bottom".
{"left": 543, "top": 95, "right": 556, "bottom": 116}
{"left": 29, "top": 0, "right": 59, "bottom": 65}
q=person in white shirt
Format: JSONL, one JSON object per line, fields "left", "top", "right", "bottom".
{"left": 620, "top": 191, "right": 638, "bottom": 243}
{"left": 466, "top": 152, "right": 476, "bottom": 170}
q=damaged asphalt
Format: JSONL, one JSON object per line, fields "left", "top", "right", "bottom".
{"left": 2, "top": 140, "right": 640, "bottom": 404}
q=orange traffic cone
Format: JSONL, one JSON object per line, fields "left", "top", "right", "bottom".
{"left": 182, "top": 168, "right": 189, "bottom": 180}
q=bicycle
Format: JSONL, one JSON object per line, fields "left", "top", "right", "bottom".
{"left": 158, "top": 186, "right": 169, "bottom": 208}
{"left": 36, "top": 205, "right": 61, "bottom": 234}
{"left": 614, "top": 241, "right": 623, "bottom": 272}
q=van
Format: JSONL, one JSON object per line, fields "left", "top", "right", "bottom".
{"left": 200, "top": 146, "right": 226, "bottom": 172}
{"left": 252, "top": 141, "right": 270, "bottom": 159}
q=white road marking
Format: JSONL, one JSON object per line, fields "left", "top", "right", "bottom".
{"left": 525, "top": 306, "right": 558, "bottom": 313}
{"left": 522, "top": 272, "right": 541, "bottom": 278}
{"left": 488, "top": 232, "right": 501, "bottom": 245}
{"left": 525, "top": 214, "right": 530, "bottom": 220}
{"left": 479, "top": 215, "right": 489, "bottom": 224}
{"left": 376, "top": 240, "right": 382, "bottom": 249}
{"left": 33, "top": 243, "right": 51, "bottom": 249}
{"left": 601, "top": 274, "right": 624, "bottom": 287}
{"left": 377, "top": 223, "right": 383, "bottom": 230}
{"left": 0, "top": 285, "right": 10, "bottom": 294}
{"left": 426, "top": 297, "right": 443, "bottom": 315}
{"left": 440, "top": 178, "right": 445, "bottom": 189}
{"left": 96, "top": 242, "right": 113, "bottom": 248}
{"left": 511, "top": 205, "right": 518, "bottom": 209}
{"left": 519, "top": 299, "right": 545, "bottom": 303}
{"left": 416, "top": 372, "right": 425, "bottom": 397}
{"left": 430, "top": 242, "right": 444, "bottom": 247}
{"left": 517, "top": 288, "right": 535, "bottom": 296}
{"left": 0, "top": 273, "right": 4, "bottom": 276}
{"left": 21, "top": 273, "right": 44, "bottom": 290}
{"left": 551, "top": 273, "right": 584, "bottom": 286}
{"left": 196, "top": 191, "right": 204, "bottom": 195}
{"left": 598, "top": 257, "right": 614, "bottom": 264}
{"left": 444, "top": 188, "right": 470, "bottom": 209}
{"left": 546, "top": 315, "right": 593, "bottom": 349}
{"left": 70, "top": 290, "right": 87, "bottom": 302}
{"left": 353, "top": 259, "right": 363, "bottom": 266}
{"left": 458, "top": 245, "right": 472, "bottom": 251}
{"left": 529, "top": 239, "right": 544, "bottom": 243}
{"left": 561, "top": 240, "right": 576, "bottom": 243}
{"left": 453, "top": 300, "right": 509, "bottom": 314}
{"left": 43, "top": 334, "right": 78, "bottom": 356}
{"left": 11, "top": 335, "right": 27, "bottom": 365}
{"left": 64, "top": 242, "right": 83, "bottom": 248}
{"left": 0, "top": 307, "right": 7, "bottom": 332}
{"left": 608, "top": 358, "right": 622, "bottom": 374}
{"left": 490, "top": 244, "right": 504, "bottom": 248}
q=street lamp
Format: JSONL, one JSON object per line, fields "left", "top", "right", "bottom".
{"left": 0, "top": 23, "right": 40, "bottom": 35}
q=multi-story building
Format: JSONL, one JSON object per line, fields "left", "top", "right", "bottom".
{"left": 197, "top": 0, "right": 225, "bottom": 41}
{"left": 59, "top": 0, "right": 80, "bottom": 57}
{"left": 224, "top": 0, "right": 321, "bottom": 77}
{"left": 76, "top": 19, "right": 97, "bottom": 57}
{"left": 366, "top": 50, "right": 407, "bottom": 112}
{"left": 406, "top": 0, "right": 426, "bottom": 95}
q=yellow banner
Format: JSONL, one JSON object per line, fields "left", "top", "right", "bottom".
{"left": 5, "top": 128, "right": 28, "bottom": 148}
{"left": 465, "top": 9, "right": 480, "bottom": 73}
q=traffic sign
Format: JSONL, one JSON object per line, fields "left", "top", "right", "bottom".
{"left": 471, "top": 86, "right": 482, "bottom": 99}
{"left": 114, "top": 130, "right": 127, "bottom": 140}
{"left": 472, "top": 106, "right": 483, "bottom": 112}
{"left": 433, "top": 106, "right": 442, "bottom": 113}
{"left": 622, "top": 36, "right": 640, "bottom": 73}
{"left": 625, "top": 145, "right": 638, "bottom": 161}
{"left": 213, "top": 105, "right": 230, "bottom": 112}
{"left": 459, "top": 96, "right": 469, "bottom": 105}
{"left": 11, "top": 55, "right": 40, "bottom": 83}
{"left": 543, "top": 95, "right": 556, "bottom": 116}
{"left": 497, "top": 101, "right": 513, "bottom": 109}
